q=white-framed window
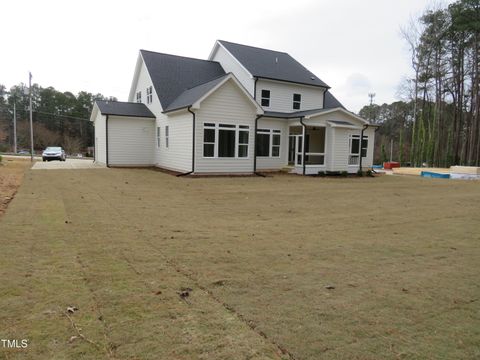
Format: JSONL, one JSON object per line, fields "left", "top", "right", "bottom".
{"left": 348, "top": 134, "right": 368, "bottom": 165}
{"left": 136, "top": 91, "right": 142, "bottom": 103}
{"left": 156, "top": 126, "right": 161, "bottom": 148}
{"left": 146, "top": 86, "right": 153, "bottom": 104}
{"left": 256, "top": 129, "right": 281, "bottom": 157}
{"left": 202, "top": 123, "right": 250, "bottom": 158}
{"left": 261, "top": 89, "right": 270, "bottom": 107}
{"left": 165, "top": 125, "right": 169, "bottom": 148}
{"left": 293, "top": 93, "right": 301, "bottom": 110}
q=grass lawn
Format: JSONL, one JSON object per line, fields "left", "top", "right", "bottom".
{"left": 0, "top": 164, "right": 479, "bottom": 359}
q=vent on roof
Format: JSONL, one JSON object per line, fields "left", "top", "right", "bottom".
{"left": 275, "top": 57, "right": 278, "bottom": 64}
{"left": 311, "top": 76, "right": 315, "bottom": 80}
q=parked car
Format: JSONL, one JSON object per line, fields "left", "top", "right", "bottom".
{"left": 18, "top": 150, "right": 30, "bottom": 155}
{"left": 42, "top": 147, "right": 66, "bottom": 161}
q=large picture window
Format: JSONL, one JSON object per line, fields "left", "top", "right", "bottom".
{"left": 256, "top": 129, "right": 281, "bottom": 157}
{"left": 203, "top": 123, "right": 250, "bottom": 158}
{"left": 218, "top": 124, "right": 236, "bottom": 157}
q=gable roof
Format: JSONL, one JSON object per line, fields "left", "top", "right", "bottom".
{"left": 215, "top": 40, "right": 329, "bottom": 89}
{"left": 164, "top": 73, "right": 263, "bottom": 114}
{"left": 164, "top": 74, "right": 229, "bottom": 112}
{"left": 140, "top": 50, "right": 226, "bottom": 110}
{"left": 95, "top": 100, "right": 155, "bottom": 118}
{"left": 324, "top": 91, "right": 345, "bottom": 109}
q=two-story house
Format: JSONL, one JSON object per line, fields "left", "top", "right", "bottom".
{"left": 90, "top": 40, "right": 376, "bottom": 175}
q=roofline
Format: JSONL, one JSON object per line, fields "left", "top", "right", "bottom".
{"left": 100, "top": 113, "right": 156, "bottom": 119}
{"left": 208, "top": 40, "right": 254, "bottom": 79}
{"left": 255, "top": 76, "right": 330, "bottom": 90}
{"left": 326, "top": 121, "right": 363, "bottom": 129}
{"left": 128, "top": 52, "right": 144, "bottom": 102}
{"left": 163, "top": 73, "right": 264, "bottom": 115}
{"left": 305, "top": 107, "right": 369, "bottom": 124}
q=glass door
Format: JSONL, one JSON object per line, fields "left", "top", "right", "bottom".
{"left": 295, "top": 135, "right": 303, "bottom": 166}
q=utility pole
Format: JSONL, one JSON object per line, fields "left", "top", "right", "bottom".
{"left": 29, "top": 72, "right": 34, "bottom": 161}
{"left": 390, "top": 138, "right": 393, "bottom": 162}
{"left": 13, "top": 100, "right": 17, "bottom": 154}
{"left": 368, "top": 93, "right": 376, "bottom": 123}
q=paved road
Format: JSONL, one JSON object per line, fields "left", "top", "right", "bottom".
{"left": 31, "top": 158, "right": 103, "bottom": 170}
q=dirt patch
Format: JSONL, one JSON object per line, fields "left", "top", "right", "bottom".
{"left": 1, "top": 168, "right": 479, "bottom": 359}
{"left": 0, "top": 158, "right": 31, "bottom": 217}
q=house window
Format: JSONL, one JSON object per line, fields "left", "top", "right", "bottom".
{"left": 165, "top": 126, "right": 169, "bottom": 148}
{"left": 203, "top": 123, "right": 215, "bottom": 157}
{"left": 136, "top": 91, "right": 142, "bottom": 103}
{"left": 361, "top": 137, "right": 368, "bottom": 157}
{"left": 156, "top": 127, "right": 161, "bottom": 148}
{"left": 272, "top": 130, "right": 281, "bottom": 156}
{"left": 218, "top": 124, "right": 236, "bottom": 157}
{"left": 261, "top": 90, "right": 270, "bottom": 107}
{"left": 293, "top": 93, "right": 301, "bottom": 110}
{"left": 349, "top": 135, "right": 360, "bottom": 165}
{"left": 256, "top": 129, "right": 281, "bottom": 157}
{"left": 238, "top": 125, "right": 249, "bottom": 158}
{"left": 202, "top": 123, "right": 250, "bottom": 158}
{"left": 146, "top": 86, "right": 153, "bottom": 104}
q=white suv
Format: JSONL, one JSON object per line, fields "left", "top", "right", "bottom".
{"left": 42, "top": 147, "right": 66, "bottom": 162}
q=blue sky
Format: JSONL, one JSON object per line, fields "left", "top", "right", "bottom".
{"left": 0, "top": 0, "right": 452, "bottom": 112}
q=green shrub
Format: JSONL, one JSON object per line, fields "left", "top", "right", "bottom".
{"left": 357, "top": 169, "right": 364, "bottom": 177}
{"left": 341, "top": 171, "right": 348, "bottom": 177}
{"left": 366, "top": 170, "right": 374, "bottom": 177}
{"left": 317, "top": 171, "right": 326, "bottom": 177}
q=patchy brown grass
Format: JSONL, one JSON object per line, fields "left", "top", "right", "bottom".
{"left": 0, "top": 168, "right": 479, "bottom": 359}
{"left": 0, "top": 158, "right": 31, "bottom": 217}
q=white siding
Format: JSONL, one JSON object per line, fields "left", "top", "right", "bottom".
{"left": 129, "top": 55, "right": 163, "bottom": 116}
{"left": 210, "top": 44, "right": 254, "bottom": 94}
{"left": 256, "top": 79, "right": 325, "bottom": 112}
{"left": 156, "top": 111, "right": 193, "bottom": 172}
{"left": 108, "top": 116, "right": 155, "bottom": 166}
{"left": 93, "top": 112, "right": 107, "bottom": 165}
{"left": 288, "top": 110, "right": 375, "bottom": 173}
{"left": 256, "top": 117, "right": 289, "bottom": 170}
{"left": 195, "top": 80, "right": 257, "bottom": 173}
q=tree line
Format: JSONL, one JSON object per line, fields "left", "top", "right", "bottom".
{"left": 0, "top": 83, "right": 115, "bottom": 154}
{"left": 360, "top": 0, "right": 479, "bottom": 167}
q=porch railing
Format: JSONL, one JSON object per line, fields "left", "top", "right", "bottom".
{"left": 348, "top": 155, "right": 359, "bottom": 165}
{"left": 304, "top": 152, "right": 325, "bottom": 165}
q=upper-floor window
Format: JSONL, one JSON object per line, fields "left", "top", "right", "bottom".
{"left": 136, "top": 91, "right": 142, "bottom": 103}
{"left": 293, "top": 93, "right": 301, "bottom": 110}
{"left": 146, "top": 86, "right": 153, "bottom": 104}
{"left": 261, "top": 90, "right": 270, "bottom": 107}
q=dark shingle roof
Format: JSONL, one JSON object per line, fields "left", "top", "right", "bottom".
{"left": 217, "top": 40, "right": 329, "bottom": 88}
{"left": 163, "top": 74, "right": 229, "bottom": 113}
{"left": 141, "top": 50, "right": 226, "bottom": 109}
{"left": 96, "top": 100, "right": 155, "bottom": 118}
{"left": 324, "top": 91, "right": 345, "bottom": 109}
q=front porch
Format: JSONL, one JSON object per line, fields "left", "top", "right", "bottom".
{"left": 288, "top": 125, "right": 327, "bottom": 175}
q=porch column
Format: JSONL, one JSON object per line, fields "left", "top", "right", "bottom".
{"left": 300, "top": 116, "right": 306, "bottom": 175}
